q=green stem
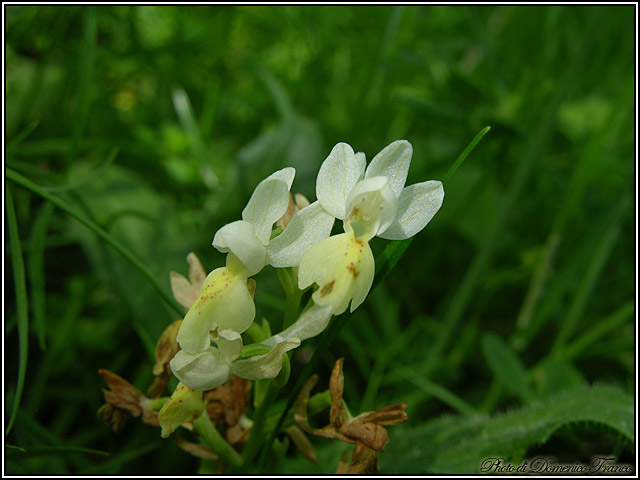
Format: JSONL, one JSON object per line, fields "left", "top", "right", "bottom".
{"left": 6, "top": 168, "right": 183, "bottom": 316}
{"left": 241, "top": 382, "right": 280, "bottom": 470}
{"left": 192, "top": 412, "right": 243, "bottom": 467}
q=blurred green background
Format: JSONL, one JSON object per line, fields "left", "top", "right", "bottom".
{"left": 5, "top": 5, "right": 635, "bottom": 474}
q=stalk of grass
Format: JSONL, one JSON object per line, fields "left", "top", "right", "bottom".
{"left": 423, "top": 25, "right": 592, "bottom": 377}
{"left": 7, "top": 168, "right": 183, "bottom": 316}
{"left": 551, "top": 194, "right": 629, "bottom": 353}
{"left": 5, "top": 185, "right": 29, "bottom": 436}
{"left": 560, "top": 300, "right": 634, "bottom": 361}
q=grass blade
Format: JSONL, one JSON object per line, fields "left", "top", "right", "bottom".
{"left": 5, "top": 185, "right": 29, "bottom": 436}
{"left": 442, "top": 126, "right": 491, "bottom": 183}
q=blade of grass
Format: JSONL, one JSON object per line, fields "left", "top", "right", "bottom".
{"left": 7, "top": 168, "right": 183, "bottom": 316}
{"left": 43, "top": 147, "right": 119, "bottom": 193}
{"left": 423, "top": 27, "right": 591, "bottom": 377}
{"left": 395, "top": 367, "right": 477, "bottom": 416}
{"left": 560, "top": 300, "right": 634, "bottom": 362}
{"left": 6, "top": 446, "right": 109, "bottom": 458}
{"left": 28, "top": 201, "right": 55, "bottom": 350}
{"left": 77, "top": 441, "right": 162, "bottom": 474}
{"left": 5, "top": 185, "right": 29, "bottom": 436}
{"left": 441, "top": 126, "right": 491, "bottom": 183}
{"left": 551, "top": 194, "right": 629, "bottom": 353}
{"left": 68, "top": 6, "right": 96, "bottom": 165}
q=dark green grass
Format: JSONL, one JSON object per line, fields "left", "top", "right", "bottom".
{"left": 5, "top": 5, "right": 635, "bottom": 474}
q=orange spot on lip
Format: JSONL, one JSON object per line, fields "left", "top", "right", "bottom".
{"left": 319, "top": 280, "right": 335, "bottom": 297}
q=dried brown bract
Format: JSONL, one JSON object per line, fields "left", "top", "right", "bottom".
{"left": 294, "top": 358, "right": 408, "bottom": 474}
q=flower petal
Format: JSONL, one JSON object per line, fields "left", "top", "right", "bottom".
{"left": 177, "top": 267, "right": 255, "bottom": 354}
{"left": 262, "top": 304, "right": 333, "bottom": 347}
{"left": 216, "top": 329, "right": 243, "bottom": 362}
{"left": 298, "top": 232, "right": 375, "bottom": 315}
{"left": 316, "top": 143, "right": 365, "bottom": 220}
{"left": 212, "top": 220, "right": 266, "bottom": 276}
{"left": 365, "top": 140, "right": 413, "bottom": 197}
{"left": 266, "top": 201, "right": 335, "bottom": 268}
{"left": 170, "top": 348, "right": 232, "bottom": 391}
{"left": 345, "top": 176, "right": 398, "bottom": 240}
{"left": 378, "top": 180, "right": 444, "bottom": 240}
{"left": 158, "top": 382, "right": 206, "bottom": 438}
{"left": 242, "top": 167, "right": 295, "bottom": 245}
{"left": 231, "top": 338, "right": 301, "bottom": 380}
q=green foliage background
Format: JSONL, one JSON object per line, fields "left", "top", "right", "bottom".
{"left": 4, "top": 5, "right": 635, "bottom": 474}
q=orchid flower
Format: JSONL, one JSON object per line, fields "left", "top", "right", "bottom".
{"left": 170, "top": 329, "right": 300, "bottom": 391}
{"left": 298, "top": 140, "right": 445, "bottom": 315}
{"left": 176, "top": 167, "right": 297, "bottom": 353}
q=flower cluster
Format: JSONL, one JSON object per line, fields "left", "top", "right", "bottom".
{"left": 156, "top": 140, "right": 444, "bottom": 436}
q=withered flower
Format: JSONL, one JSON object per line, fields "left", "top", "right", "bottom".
{"left": 147, "top": 319, "right": 183, "bottom": 398}
{"left": 276, "top": 192, "right": 311, "bottom": 231}
{"left": 170, "top": 252, "right": 207, "bottom": 311}
{"left": 294, "top": 358, "right": 407, "bottom": 474}
{"left": 98, "top": 369, "right": 159, "bottom": 431}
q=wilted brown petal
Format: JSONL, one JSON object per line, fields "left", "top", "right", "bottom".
{"left": 205, "top": 376, "right": 251, "bottom": 427}
{"left": 336, "top": 450, "right": 350, "bottom": 474}
{"left": 329, "top": 358, "right": 346, "bottom": 429}
{"left": 354, "top": 403, "right": 408, "bottom": 426}
{"left": 294, "top": 373, "right": 352, "bottom": 443}
{"left": 173, "top": 435, "right": 219, "bottom": 460}
{"left": 97, "top": 403, "right": 129, "bottom": 433}
{"left": 340, "top": 420, "right": 389, "bottom": 452}
{"left": 294, "top": 193, "right": 310, "bottom": 210}
{"left": 247, "top": 278, "right": 256, "bottom": 299}
{"left": 346, "top": 441, "right": 379, "bottom": 474}
{"left": 170, "top": 252, "right": 207, "bottom": 311}
{"left": 285, "top": 425, "right": 318, "bottom": 464}
{"left": 153, "top": 320, "right": 183, "bottom": 377}
{"left": 187, "top": 252, "right": 206, "bottom": 291}
{"left": 225, "top": 423, "right": 251, "bottom": 446}
{"left": 99, "top": 369, "right": 145, "bottom": 417}
{"left": 276, "top": 193, "right": 298, "bottom": 230}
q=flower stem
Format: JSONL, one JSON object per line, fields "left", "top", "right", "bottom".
{"left": 192, "top": 412, "right": 243, "bottom": 468}
{"left": 240, "top": 382, "right": 280, "bottom": 469}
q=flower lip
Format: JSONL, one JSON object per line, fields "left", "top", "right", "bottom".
{"left": 344, "top": 176, "right": 398, "bottom": 240}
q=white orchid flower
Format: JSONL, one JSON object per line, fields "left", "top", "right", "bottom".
{"left": 298, "top": 140, "right": 445, "bottom": 315}
{"left": 176, "top": 167, "right": 299, "bottom": 353}
{"left": 170, "top": 329, "right": 300, "bottom": 391}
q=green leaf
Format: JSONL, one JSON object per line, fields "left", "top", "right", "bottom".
{"left": 380, "top": 385, "right": 634, "bottom": 474}
{"left": 5, "top": 185, "right": 29, "bottom": 436}
{"left": 481, "top": 332, "right": 531, "bottom": 401}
